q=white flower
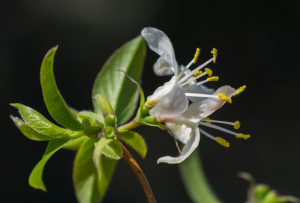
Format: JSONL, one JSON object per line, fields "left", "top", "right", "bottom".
{"left": 141, "top": 27, "right": 220, "bottom": 116}
{"left": 154, "top": 85, "right": 239, "bottom": 164}
{"left": 141, "top": 27, "right": 249, "bottom": 164}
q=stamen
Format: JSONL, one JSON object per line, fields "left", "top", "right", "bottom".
{"left": 198, "top": 121, "right": 238, "bottom": 136}
{"left": 236, "top": 134, "right": 250, "bottom": 140}
{"left": 207, "top": 76, "right": 219, "bottom": 81}
{"left": 199, "top": 128, "right": 215, "bottom": 140}
{"left": 205, "top": 117, "right": 211, "bottom": 124}
{"left": 192, "top": 71, "right": 202, "bottom": 77}
{"left": 216, "top": 137, "right": 230, "bottom": 147}
{"left": 177, "top": 48, "right": 201, "bottom": 80}
{"left": 233, "top": 85, "right": 246, "bottom": 96}
{"left": 217, "top": 93, "right": 232, "bottom": 103}
{"left": 200, "top": 119, "right": 241, "bottom": 129}
{"left": 199, "top": 128, "right": 230, "bottom": 147}
{"left": 181, "top": 70, "right": 210, "bottom": 86}
{"left": 211, "top": 48, "right": 218, "bottom": 63}
{"left": 193, "top": 48, "right": 200, "bottom": 63}
{"left": 178, "top": 58, "right": 214, "bottom": 84}
{"left": 196, "top": 80, "right": 208, "bottom": 86}
{"left": 234, "top": 121, "right": 241, "bottom": 129}
{"left": 205, "top": 68, "right": 213, "bottom": 76}
{"left": 185, "top": 93, "right": 219, "bottom": 98}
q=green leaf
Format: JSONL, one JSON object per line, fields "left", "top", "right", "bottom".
{"left": 69, "top": 107, "right": 79, "bottom": 117}
{"left": 29, "top": 138, "right": 81, "bottom": 191}
{"left": 118, "top": 70, "right": 148, "bottom": 119}
{"left": 92, "top": 35, "right": 146, "bottom": 125}
{"left": 93, "top": 94, "right": 115, "bottom": 117}
{"left": 11, "top": 115, "right": 61, "bottom": 141}
{"left": 73, "top": 138, "right": 116, "bottom": 203}
{"left": 117, "top": 130, "right": 147, "bottom": 158}
{"left": 179, "top": 147, "right": 219, "bottom": 203}
{"left": 93, "top": 137, "right": 113, "bottom": 179}
{"left": 78, "top": 111, "right": 104, "bottom": 124}
{"left": 40, "top": 46, "right": 84, "bottom": 131}
{"left": 62, "top": 136, "right": 86, "bottom": 150}
{"left": 102, "top": 137, "right": 123, "bottom": 160}
{"left": 11, "top": 103, "right": 80, "bottom": 139}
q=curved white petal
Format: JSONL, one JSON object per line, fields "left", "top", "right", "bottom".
{"left": 147, "top": 76, "right": 176, "bottom": 106}
{"left": 141, "top": 27, "right": 179, "bottom": 76}
{"left": 165, "top": 123, "right": 192, "bottom": 144}
{"left": 176, "top": 101, "right": 208, "bottom": 123}
{"left": 153, "top": 56, "right": 174, "bottom": 76}
{"left": 183, "top": 84, "right": 215, "bottom": 103}
{"left": 174, "top": 86, "right": 235, "bottom": 122}
{"left": 157, "top": 123, "right": 200, "bottom": 164}
{"left": 149, "top": 83, "right": 188, "bottom": 118}
{"left": 203, "top": 85, "right": 236, "bottom": 118}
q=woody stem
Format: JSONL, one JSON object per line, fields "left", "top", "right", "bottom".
{"left": 119, "top": 141, "right": 157, "bottom": 203}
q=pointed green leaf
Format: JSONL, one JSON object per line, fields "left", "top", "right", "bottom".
{"left": 11, "top": 115, "right": 62, "bottom": 141}
{"left": 93, "top": 137, "right": 113, "bottom": 180}
{"left": 29, "top": 137, "right": 82, "bottom": 191}
{"left": 93, "top": 94, "right": 115, "bottom": 117}
{"left": 92, "top": 35, "right": 146, "bottom": 125}
{"left": 179, "top": 148, "right": 219, "bottom": 203}
{"left": 117, "top": 130, "right": 147, "bottom": 158}
{"left": 11, "top": 103, "right": 81, "bottom": 139}
{"left": 40, "top": 46, "right": 84, "bottom": 131}
{"left": 118, "top": 70, "right": 148, "bottom": 119}
{"left": 69, "top": 107, "right": 79, "bottom": 117}
{"left": 73, "top": 138, "right": 116, "bottom": 203}
{"left": 102, "top": 137, "right": 123, "bottom": 160}
{"left": 62, "top": 136, "right": 86, "bottom": 150}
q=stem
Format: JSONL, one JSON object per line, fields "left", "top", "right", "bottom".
{"left": 119, "top": 141, "right": 157, "bottom": 203}
{"left": 118, "top": 119, "right": 141, "bottom": 131}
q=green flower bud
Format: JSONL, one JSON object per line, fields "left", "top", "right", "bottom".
{"left": 104, "top": 113, "right": 116, "bottom": 128}
{"left": 103, "top": 126, "right": 115, "bottom": 138}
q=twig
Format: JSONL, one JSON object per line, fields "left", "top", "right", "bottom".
{"left": 119, "top": 141, "right": 157, "bottom": 203}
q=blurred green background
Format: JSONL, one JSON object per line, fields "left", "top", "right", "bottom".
{"left": 1, "top": 0, "right": 300, "bottom": 202}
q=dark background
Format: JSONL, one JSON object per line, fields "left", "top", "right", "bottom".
{"left": 1, "top": 0, "right": 300, "bottom": 202}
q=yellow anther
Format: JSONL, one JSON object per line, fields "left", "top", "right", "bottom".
{"left": 193, "top": 48, "right": 200, "bottom": 63}
{"left": 233, "top": 85, "right": 246, "bottom": 97}
{"left": 234, "top": 121, "right": 241, "bottom": 129}
{"left": 211, "top": 48, "right": 218, "bottom": 63}
{"left": 205, "top": 68, "right": 213, "bottom": 76}
{"left": 216, "top": 137, "right": 230, "bottom": 147}
{"left": 205, "top": 117, "right": 211, "bottom": 124}
{"left": 192, "top": 71, "right": 202, "bottom": 77}
{"left": 207, "top": 76, "right": 219, "bottom": 82}
{"left": 236, "top": 134, "right": 250, "bottom": 140}
{"left": 217, "top": 93, "right": 232, "bottom": 104}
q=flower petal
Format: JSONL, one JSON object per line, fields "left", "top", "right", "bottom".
{"left": 175, "top": 85, "right": 236, "bottom": 122}
{"left": 141, "top": 27, "right": 179, "bottom": 76}
{"left": 177, "top": 101, "right": 207, "bottom": 123}
{"left": 153, "top": 57, "right": 174, "bottom": 76}
{"left": 202, "top": 85, "right": 236, "bottom": 118}
{"left": 165, "top": 123, "right": 192, "bottom": 144}
{"left": 157, "top": 123, "right": 200, "bottom": 164}
{"left": 146, "top": 76, "right": 176, "bottom": 106}
{"left": 149, "top": 83, "right": 188, "bottom": 118}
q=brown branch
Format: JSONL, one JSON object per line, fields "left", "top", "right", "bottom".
{"left": 119, "top": 141, "right": 157, "bottom": 203}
